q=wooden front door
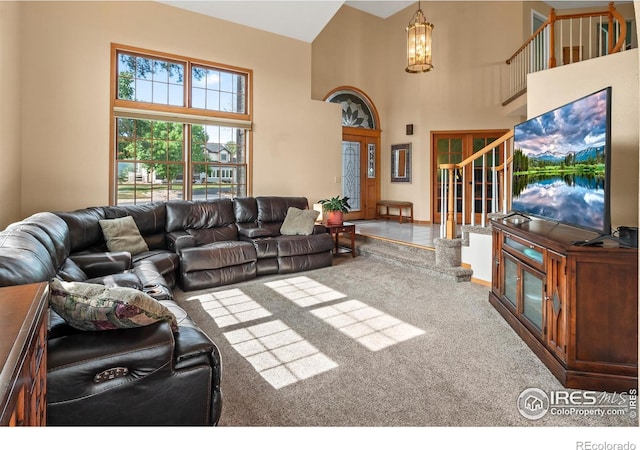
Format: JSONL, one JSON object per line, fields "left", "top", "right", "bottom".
{"left": 342, "top": 128, "right": 380, "bottom": 221}
{"left": 432, "top": 130, "right": 507, "bottom": 224}
{"left": 324, "top": 87, "right": 381, "bottom": 220}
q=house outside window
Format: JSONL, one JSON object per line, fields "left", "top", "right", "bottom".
{"left": 111, "top": 44, "right": 252, "bottom": 205}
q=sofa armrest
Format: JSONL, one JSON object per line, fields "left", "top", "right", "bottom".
{"left": 47, "top": 321, "right": 175, "bottom": 404}
{"left": 46, "top": 319, "right": 223, "bottom": 426}
{"left": 313, "top": 224, "right": 328, "bottom": 234}
{"left": 166, "top": 230, "right": 196, "bottom": 252}
{"left": 238, "top": 227, "right": 277, "bottom": 239}
{"left": 70, "top": 251, "right": 132, "bottom": 278}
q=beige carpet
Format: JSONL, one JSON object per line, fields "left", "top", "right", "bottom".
{"left": 173, "top": 256, "right": 637, "bottom": 429}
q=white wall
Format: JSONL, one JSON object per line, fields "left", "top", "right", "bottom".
{"left": 461, "top": 232, "right": 493, "bottom": 284}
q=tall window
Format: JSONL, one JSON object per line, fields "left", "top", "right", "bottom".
{"left": 111, "top": 45, "right": 252, "bottom": 205}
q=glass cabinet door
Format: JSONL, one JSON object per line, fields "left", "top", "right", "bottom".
{"left": 501, "top": 249, "right": 545, "bottom": 336}
{"left": 522, "top": 267, "right": 545, "bottom": 332}
{"left": 503, "top": 253, "right": 518, "bottom": 308}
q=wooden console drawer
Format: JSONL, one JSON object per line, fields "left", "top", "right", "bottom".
{"left": 501, "top": 231, "right": 545, "bottom": 271}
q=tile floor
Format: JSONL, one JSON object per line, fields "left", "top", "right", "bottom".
{"left": 351, "top": 219, "right": 441, "bottom": 248}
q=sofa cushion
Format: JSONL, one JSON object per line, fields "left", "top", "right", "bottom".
{"left": 49, "top": 278, "right": 178, "bottom": 332}
{"left": 99, "top": 216, "right": 149, "bottom": 255}
{"left": 103, "top": 202, "right": 166, "bottom": 235}
{"left": 238, "top": 227, "right": 277, "bottom": 239}
{"left": 0, "top": 230, "right": 57, "bottom": 286}
{"left": 187, "top": 227, "right": 239, "bottom": 246}
{"left": 233, "top": 196, "right": 259, "bottom": 224}
{"left": 166, "top": 199, "right": 236, "bottom": 232}
{"left": 179, "top": 241, "right": 257, "bottom": 272}
{"left": 8, "top": 212, "right": 71, "bottom": 269}
{"left": 132, "top": 250, "right": 179, "bottom": 278}
{"left": 276, "top": 233, "right": 334, "bottom": 257}
{"left": 55, "top": 207, "right": 106, "bottom": 253}
{"left": 103, "top": 202, "right": 167, "bottom": 250}
{"left": 280, "top": 207, "right": 319, "bottom": 236}
{"left": 56, "top": 258, "right": 89, "bottom": 282}
{"left": 88, "top": 272, "right": 144, "bottom": 291}
{"left": 256, "top": 196, "right": 309, "bottom": 224}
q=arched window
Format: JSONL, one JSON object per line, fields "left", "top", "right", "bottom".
{"left": 326, "top": 90, "right": 376, "bottom": 129}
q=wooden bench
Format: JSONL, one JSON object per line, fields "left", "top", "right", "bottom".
{"left": 376, "top": 200, "right": 413, "bottom": 223}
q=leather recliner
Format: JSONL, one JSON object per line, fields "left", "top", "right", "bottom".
{"left": 0, "top": 196, "right": 334, "bottom": 425}
{"left": 234, "top": 196, "right": 334, "bottom": 275}
{"left": 0, "top": 212, "right": 222, "bottom": 426}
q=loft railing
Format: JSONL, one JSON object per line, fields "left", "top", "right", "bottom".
{"left": 504, "top": 2, "right": 632, "bottom": 104}
{"left": 439, "top": 130, "right": 514, "bottom": 239}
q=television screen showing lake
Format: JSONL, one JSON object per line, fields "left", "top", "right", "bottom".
{"left": 511, "top": 175, "right": 605, "bottom": 231}
{"left": 511, "top": 88, "right": 610, "bottom": 233}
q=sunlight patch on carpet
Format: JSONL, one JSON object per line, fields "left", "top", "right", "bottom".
{"left": 264, "top": 276, "right": 346, "bottom": 307}
{"left": 184, "top": 288, "right": 272, "bottom": 327}
{"left": 310, "top": 300, "right": 425, "bottom": 351}
{"left": 223, "top": 319, "right": 338, "bottom": 389}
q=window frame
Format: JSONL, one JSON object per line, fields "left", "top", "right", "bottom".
{"left": 109, "top": 43, "right": 253, "bottom": 205}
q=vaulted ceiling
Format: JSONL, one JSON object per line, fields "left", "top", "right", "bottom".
{"left": 158, "top": 1, "right": 415, "bottom": 42}
{"left": 159, "top": 1, "right": 629, "bottom": 43}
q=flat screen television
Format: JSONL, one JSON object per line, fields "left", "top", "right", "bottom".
{"left": 511, "top": 87, "right": 612, "bottom": 235}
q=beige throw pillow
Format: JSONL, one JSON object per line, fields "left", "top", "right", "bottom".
{"left": 280, "top": 207, "right": 320, "bottom": 236}
{"left": 99, "top": 215, "right": 149, "bottom": 255}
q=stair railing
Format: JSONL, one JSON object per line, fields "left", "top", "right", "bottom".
{"left": 439, "top": 130, "right": 514, "bottom": 239}
{"left": 504, "top": 2, "right": 631, "bottom": 104}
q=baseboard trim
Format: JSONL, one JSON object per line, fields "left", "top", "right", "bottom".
{"left": 463, "top": 262, "right": 491, "bottom": 286}
{"left": 471, "top": 277, "right": 491, "bottom": 287}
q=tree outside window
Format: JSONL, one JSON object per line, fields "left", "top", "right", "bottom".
{"left": 112, "top": 45, "right": 251, "bottom": 205}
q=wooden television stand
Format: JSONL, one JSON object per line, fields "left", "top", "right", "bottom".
{"left": 489, "top": 218, "right": 638, "bottom": 392}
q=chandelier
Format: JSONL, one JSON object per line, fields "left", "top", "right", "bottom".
{"left": 405, "top": 1, "right": 434, "bottom": 73}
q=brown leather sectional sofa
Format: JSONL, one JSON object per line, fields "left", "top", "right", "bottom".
{"left": 0, "top": 196, "right": 334, "bottom": 426}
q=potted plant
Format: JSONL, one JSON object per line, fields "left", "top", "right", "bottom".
{"left": 318, "top": 195, "right": 351, "bottom": 226}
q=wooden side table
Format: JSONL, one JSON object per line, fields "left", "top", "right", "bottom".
{"left": 325, "top": 222, "right": 356, "bottom": 257}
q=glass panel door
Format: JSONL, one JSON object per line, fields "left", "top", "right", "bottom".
{"left": 434, "top": 136, "right": 463, "bottom": 223}
{"left": 432, "top": 131, "right": 507, "bottom": 224}
{"left": 503, "top": 254, "right": 518, "bottom": 308}
{"left": 522, "top": 267, "right": 544, "bottom": 332}
{"left": 342, "top": 141, "right": 361, "bottom": 211}
{"left": 471, "top": 137, "right": 500, "bottom": 224}
{"left": 342, "top": 131, "right": 379, "bottom": 220}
